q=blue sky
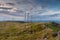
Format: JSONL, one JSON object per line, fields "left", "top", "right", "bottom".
{"left": 48, "top": 0, "right": 60, "bottom": 10}
{"left": 0, "top": 0, "right": 60, "bottom": 22}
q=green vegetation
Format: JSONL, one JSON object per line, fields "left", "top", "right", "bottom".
{"left": 0, "top": 21, "right": 60, "bottom": 40}
{"left": 48, "top": 25, "right": 60, "bottom": 32}
{"left": 46, "top": 22, "right": 60, "bottom": 32}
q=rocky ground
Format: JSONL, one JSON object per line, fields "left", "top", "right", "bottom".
{"left": 0, "top": 21, "right": 60, "bottom": 40}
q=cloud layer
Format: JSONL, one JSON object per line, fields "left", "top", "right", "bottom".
{"left": 0, "top": 0, "right": 60, "bottom": 22}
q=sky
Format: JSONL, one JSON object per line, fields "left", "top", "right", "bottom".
{"left": 0, "top": 0, "right": 60, "bottom": 22}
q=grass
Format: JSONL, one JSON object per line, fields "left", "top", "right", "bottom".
{"left": 48, "top": 25, "right": 60, "bottom": 32}
{"left": 0, "top": 22, "right": 60, "bottom": 40}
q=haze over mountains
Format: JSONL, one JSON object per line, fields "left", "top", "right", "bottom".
{"left": 0, "top": 0, "right": 60, "bottom": 22}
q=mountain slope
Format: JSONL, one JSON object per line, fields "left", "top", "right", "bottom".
{"left": 0, "top": 22, "right": 60, "bottom": 40}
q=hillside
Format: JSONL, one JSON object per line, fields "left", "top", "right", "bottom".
{"left": 0, "top": 21, "right": 60, "bottom": 40}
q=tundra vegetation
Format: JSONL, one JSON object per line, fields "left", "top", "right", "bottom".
{"left": 0, "top": 21, "right": 60, "bottom": 40}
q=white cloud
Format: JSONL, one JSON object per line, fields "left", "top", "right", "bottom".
{"left": 0, "top": 13, "right": 24, "bottom": 21}
{"left": 30, "top": 10, "right": 60, "bottom": 21}
{"left": 39, "top": 10, "right": 60, "bottom": 16}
